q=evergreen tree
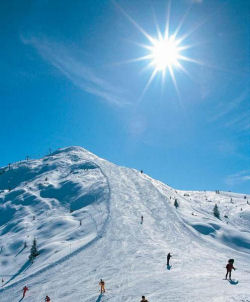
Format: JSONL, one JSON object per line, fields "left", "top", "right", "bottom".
{"left": 213, "top": 204, "right": 220, "bottom": 219}
{"left": 174, "top": 199, "right": 179, "bottom": 209}
{"left": 29, "top": 238, "right": 39, "bottom": 262}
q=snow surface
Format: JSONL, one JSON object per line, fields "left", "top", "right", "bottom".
{"left": 0, "top": 146, "right": 249, "bottom": 301}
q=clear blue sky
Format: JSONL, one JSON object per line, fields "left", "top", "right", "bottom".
{"left": 0, "top": 0, "right": 249, "bottom": 193}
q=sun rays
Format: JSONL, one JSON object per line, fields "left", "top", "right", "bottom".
{"left": 114, "top": 1, "right": 203, "bottom": 97}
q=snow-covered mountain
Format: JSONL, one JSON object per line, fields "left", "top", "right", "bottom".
{"left": 0, "top": 146, "right": 249, "bottom": 302}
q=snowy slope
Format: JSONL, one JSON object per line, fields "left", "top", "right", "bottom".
{"left": 0, "top": 146, "right": 249, "bottom": 302}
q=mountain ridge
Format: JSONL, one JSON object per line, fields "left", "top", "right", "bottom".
{"left": 0, "top": 146, "right": 249, "bottom": 301}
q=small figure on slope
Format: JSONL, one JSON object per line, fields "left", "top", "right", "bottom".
{"left": 45, "top": 295, "right": 51, "bottom": 302}
{"left": 167, "top": 252, "right": 172, "bottom": 266}
{"left": 141, "top": 215, "right": 144, "bottom": 224}
{"left": 141, "top": 295, "right": 149, "bottom": 302}
{"left": 225, "top": 259, "right": 236, "bottom": 280}
{"left": 99, "top": 279, "right": 105, "bottom": 293}
{"left": 22, "top": 285, "right": 29, "bottom": 298}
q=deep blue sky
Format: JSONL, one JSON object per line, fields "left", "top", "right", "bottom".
{"left": 1, "top": 0, "right": 250, "bottom": 193}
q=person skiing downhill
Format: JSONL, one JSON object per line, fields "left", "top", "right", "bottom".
{"left": 45, "top": 296, "right": 51, "bottom": 302}
{"left": 99, "top": 279, "right": 105, "bottom": 293}
{"left": 141, "top": 296, "right": 149, "bottom": 302}
{"left": 225, "top": 259, "right": 236, "bottom": 280}
{"left": 167, "top": 252, "right": 172, "bottom": 266}
{"left": 22, "top": 286, "right": 29, "bottom": 298}
{"left": 141, "top": 215, "right": 144, "bottom": 224}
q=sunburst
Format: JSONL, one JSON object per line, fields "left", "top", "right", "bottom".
{"left": 150, "top": 35, "right": 180, "bottom": 71}
{"left": 115, "top": 2, "right": 202, "bottom": 96}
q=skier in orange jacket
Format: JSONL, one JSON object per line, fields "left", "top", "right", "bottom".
{"left": 99, "top": 279, "right": 105, "bottom": 293}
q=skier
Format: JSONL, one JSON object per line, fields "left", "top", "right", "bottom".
{"left": 99, "top": 279, "right": 105, "bottom": 293}
{"left": 22, "top": 285, "right": 29, "bottom": 298}
{"left": 141, "top": 215, "right": 144, "bottom": 224}
{"left": 167, "top": 252, "right": 172, "bottom": 266}
{"left": 45, "top": 296, "right": 51, "bottom": 302}
{"left": 225, "top": 259, "right": 236, "bottom": 280}
{"left": 141, "top": 296, "right": 149, "bottom": 302}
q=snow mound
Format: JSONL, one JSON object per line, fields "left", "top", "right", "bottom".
{"left": 0, "top": 147, "right": 109, "bottom": 284}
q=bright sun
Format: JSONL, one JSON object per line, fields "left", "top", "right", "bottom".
{"left": 116, "top": 2, "right": 201, "bottom": 96}
{"left": 150, "top": 36, "right": 180, "bottom": 71}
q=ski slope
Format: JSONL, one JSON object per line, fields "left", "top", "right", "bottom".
{"left": 0, "top": 146, "right": 249, "bottom": 302}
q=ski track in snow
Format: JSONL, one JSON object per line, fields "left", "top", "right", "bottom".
{"left": 0, "top": 147, "right": 249, "bottom": 302}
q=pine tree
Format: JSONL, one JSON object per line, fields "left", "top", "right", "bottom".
{"left": 174, "top": 199, "right": 179, "bottom": 209}
{"left": 213, "top": 204, "right": 220, "bottom": 219}
{"left": 29, "top": 238, "right": 39, "bottom": 262}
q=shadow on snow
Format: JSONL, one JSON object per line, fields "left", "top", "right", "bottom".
{"left": 5, "top": 260, "right": 31, "bottom": 285}
{"left": 96, "top": 294, "right": 103, "bottom": 302}
{"left": 15, "top": 246, "right": 26, "bottom": 257}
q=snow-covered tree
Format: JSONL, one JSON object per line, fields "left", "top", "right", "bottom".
{"left": 174, "top": 199, "right": 179, "bottom": 209}
{"left": 29, "top": 238, "right": 39, "bottom": 262}
{"left": 213, "top": 204, "right": 220, "bottom": 219}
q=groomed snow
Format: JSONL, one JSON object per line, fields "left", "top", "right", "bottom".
{"left": 0, "top": 146, "right": 249, "bottom": 301}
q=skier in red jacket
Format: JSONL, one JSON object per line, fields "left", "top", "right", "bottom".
{"left": 225, "top": 259, "right": 236, "bottom": 280}
{"left": 45, "top": 296, "right": 51, "bottom": 302}
{"left": 22, "top": 286, "right": 29, "bottom": 298}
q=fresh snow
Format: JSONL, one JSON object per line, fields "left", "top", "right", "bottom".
{"left": 0, "top": 146, "right": 249, "bottom": 301}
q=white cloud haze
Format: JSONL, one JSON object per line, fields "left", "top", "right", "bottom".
{"left": 225, "top": 170, "right": 250, "bottom": 186}
{"left": 21, "top": 36, "right": 129, "bottom": 107}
